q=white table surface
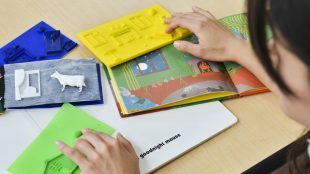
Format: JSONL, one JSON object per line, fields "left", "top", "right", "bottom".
{"left": 0, "top": 67, "right": 238, "bottom": 174}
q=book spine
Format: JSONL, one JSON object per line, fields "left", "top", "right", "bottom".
{"left": 0, "top": 66, "right": 5, "bottom": 114}
{"left": 101, "top": 65, "right": 111, "bottom": 81}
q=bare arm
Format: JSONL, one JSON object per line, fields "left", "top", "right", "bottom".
{"left": 236, "top": 40, "right": 279, "bottom": 93}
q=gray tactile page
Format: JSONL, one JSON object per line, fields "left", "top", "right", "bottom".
{"left": 4, "top": 58, "right": 100, "bottom": 108}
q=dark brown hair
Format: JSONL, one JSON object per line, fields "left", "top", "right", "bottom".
{"left": 247, "top": 0, "right": 310, "bottom": 94}
{"left": 247, "top": 0, "right": 310, "bottom": 173}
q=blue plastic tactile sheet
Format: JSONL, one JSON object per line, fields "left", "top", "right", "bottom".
{"left": 0, "top": 21, "right": 78, "bottom": 66}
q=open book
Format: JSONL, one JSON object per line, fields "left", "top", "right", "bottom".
{"left": 105, "top": 14, "right": 269, "bottom": 116}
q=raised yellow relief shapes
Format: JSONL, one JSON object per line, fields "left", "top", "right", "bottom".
{"left": 148, "top": 8, "right": 157, "bottom": 16}
{"left": 152, "top": 15, "right": 173, "bottom": 39}
{"left": 130, "top": 15, "right": 152, "bottom": 30}
{"left": 83, "top": 31, "right": 107, "bottom": 48}
{"left": 77, "top": 4, "right": 191, "bottom": 67}
{"left": 110, "top": 25, "right": 139, "bottom": 46}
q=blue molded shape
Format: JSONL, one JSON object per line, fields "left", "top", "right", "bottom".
{"left": 44, "top": 30, "right": 63, "bottom": 54}
{"left": 63, "top": 40, "right": 78, "bottom": 52}
{"left": 0, "top": 21, "right": 78, "bottom": 66}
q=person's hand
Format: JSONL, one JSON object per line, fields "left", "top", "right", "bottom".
{"left": 165, "top": 6, "right": 247, "bottom": 63}
{"left": 56, "top": 129, "right": 140, "bottom": 174}
{"left": 166, "top": 6, "right": 279, "bottom": 94}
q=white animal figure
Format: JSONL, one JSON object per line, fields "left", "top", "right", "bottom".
{"left": 51, "top": 71, "right": 86, "bottom": 92}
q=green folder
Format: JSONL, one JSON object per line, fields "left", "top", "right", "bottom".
{"left": 8, "top": 103, "right": 115, "bottom": 174}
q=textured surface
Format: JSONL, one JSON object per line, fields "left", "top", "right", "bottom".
{"left": 0, "top": 21, "right": 77, "bottom": 66}
{"left": 4, "top": 59, "right": 101, "bottom": 108}
{"left": 77, "top": 4, "right": 191, "bottom": 67}
{"left": 8, "top": 103, "right": 115, "bottom": 174}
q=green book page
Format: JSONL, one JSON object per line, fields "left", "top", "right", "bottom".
{"left": 109, "top": 35, "right": 237, "bottom": 114}
{"left": 8, "top": 103, "right": 115, "bottom": 174}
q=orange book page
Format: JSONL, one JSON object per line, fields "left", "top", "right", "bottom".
{"left": 219, "top": 14, "right": 270, "bottom": 96}
{"left": 224, "top": 62, "right": 268, "bottom": 96}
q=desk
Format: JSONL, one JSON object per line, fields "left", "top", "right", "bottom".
{"left": 0, "top": 0, "right": 306, "bottom": 173}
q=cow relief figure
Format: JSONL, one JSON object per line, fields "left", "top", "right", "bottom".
{"left": 51, "top": 71, "right": 86, "bottom": 92}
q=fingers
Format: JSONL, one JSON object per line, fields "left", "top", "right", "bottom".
{"left": 83, "top": 129, "right": 136, "bottom": 155}
{"left": 56, "top": 130, "right": 138, "bottom": 174}
{"left": 165, "top": 14, "right": 206, "bottom": 33}
{"left": 165, "top": 6, "right": 216, "bottom": 33}
{"left": 81, "top": 129, "right": 106, "bottom": 151}
{"left": 173, "top": 41, "right": 203, "bottom": 58}
{"left": 96, "top": 131, "right": 115, "bottom": 143}
{"left": 85, "top": 128, "right": 113, "bottom": 141}
{"left": 82, "top": 129, "right": 115, "bottom": 155}
{"left": 165, "top": 16, "right": 196, "bottom": 33}
{"left": 74, "top": 139, "right": 98, "bottom": 160}
{"left": 165, "top": 17, "right": 181, "bottom": 33}
{"left": 172, "top": 12, "right": 205, "bottom": 20}
{"left": 116, "top": 133, "right": 136, "bottom": 154}
{"left": 56, "top": 140, "right": 87, "bottom": 166}
{"left": 192, "top": 6, "right": 215, "bottom": 19}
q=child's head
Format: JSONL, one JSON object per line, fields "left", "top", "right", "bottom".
{"left": 247, "top": 0, "right": 310, "bottom": 128}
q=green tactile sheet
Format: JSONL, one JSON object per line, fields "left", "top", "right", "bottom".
{"left": 8, "top": 103, "right": 115, "bottom": 174}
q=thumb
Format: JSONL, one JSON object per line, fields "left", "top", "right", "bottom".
{"left": 173, "top": 41, "right": 203, "bottom": 58}
{"left": 117, "top": 133, "right": 136, "bottom": 154}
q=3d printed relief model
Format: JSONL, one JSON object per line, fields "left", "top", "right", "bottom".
{"left": 44, "top": 154, "right": 78, "bottom": 174}
{"left": 14, "top": 69, "right": 41, "bottom": 101}
{"left": 77, "top": 4, "right": 191, "bottom": 67}
{"left": 51, "top": 71, "right": 86, "bottom": 92}
{"left": 0, "top": 21, "right": 78, "bottom": 66}
{"left": 4, "top": 59, "right": 102, "bottom": 108}
{"left": 44, "top": 30, "right": 63, "bottom": 54}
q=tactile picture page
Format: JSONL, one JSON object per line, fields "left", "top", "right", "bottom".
{"left": 4, "top": 59, "right": 101, "bottom": 108}
{"left": 8, "top": 103, "right": 116, "bottom": 174}
{"left": 0, "top": 21, "right": 78, "bottom": 66}
{"left": 77, "top": 4, "right": 191, "bottom": 67}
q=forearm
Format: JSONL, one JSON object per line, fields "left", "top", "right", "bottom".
{"left": 231, "top": 39, "right": 279, "bottom": 93}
